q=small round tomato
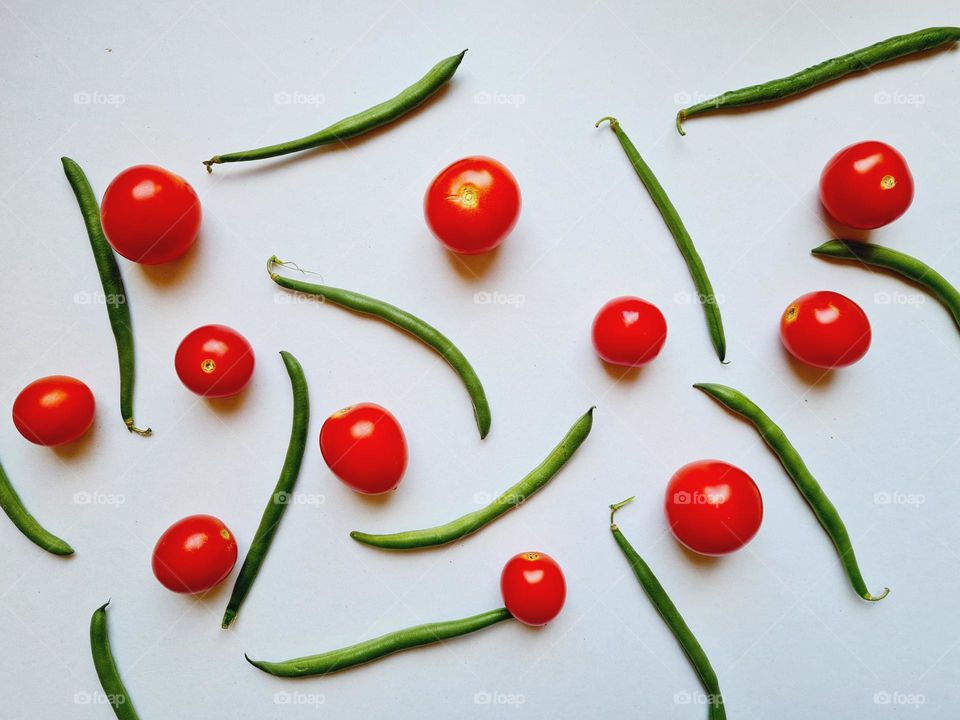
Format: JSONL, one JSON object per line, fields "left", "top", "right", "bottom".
{"left": 175, "top": 325, "right": 255, "bottom": 398}
{"left": 424, "top": 156, "right": 521, "bottom": 254}
{"left": 500, "top": 551, "right": 566, "bottom": 626}
{"left": 151, "top": 514, "right": 237, "bottom": 593}
{"left": 665, "top": 460, "right": 763, "bottom": 556}
{"left": 819, "top": 141, "right": 914, "bottom": 229}
{"left": 101, "top": 165, "right": 202, "bottom": 264}
{"left": 12, "top": 375, "right": 95, "bottom": 446}
{"left": 592, "top": 296, "right": 667, "bottom": 367}
{"left": 320, "top": 403, "right": 407, "bottom": 494}
{"left": 780, "top": 291, "right": 871, "bottom": 369}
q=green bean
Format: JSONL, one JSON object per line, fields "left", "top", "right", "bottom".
{"left": 268, "top": 256, "right": 491, "bottom": 439}
{"left": 351, "top": 408, "right": 593, "bottom": 550}
{"left": 676, "top": 27, "right": 960, "bottom": 135}
{"left": 0, "top": 456, "right": 73, "bottom": 555}
{"left": 222, "top": 351, "right": 309, "bottom": 629}
{"left": 609, "top": 497, "right": 726, "bottom": 720}
{"left": 204, "top": 50, "right": 466, "bottom": 171}
{"left": 246, "top": 607, "right": 511, "bottom": 677}
{"left": 61, "top": 157, "right": 150, "bottom": 436}
{"left": 596, "top": 117, "right": 727, "bottom": 362}
{"left": 812, "top": 239, "right": 960, "bottom": 333}
{"left": 694, "top": 382, "right": 888, "bottom": 602}
{"left": 90, "top": 602, "right": 140, "bottom": 720}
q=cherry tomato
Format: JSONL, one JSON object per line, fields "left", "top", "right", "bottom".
{"left": 592, "top": 296, "right": 667, "bottom": 367}
{"left": 175, "top": 325, "right": 255, "bottom": 398}
{"left": 500, "top": 551, "right": 566, "bottom": 626}
{"left": 780, "top": 291, "right": 871, "bottom": 369}
{"left": 12, "top": 375, "right": 95, "bottom": 446}
{"left": 101, "top": 165, "right": 202, "bottom": 264}
{"left": 320, "top": 403, "right": 407, "bottom": 494}
{"left": 423, "top": 156, "right": 521, "bottom": 255}
{"left": 665, "top": 460, "right": 763, "bottom": 556}
{"left": 151, "top": 514, "right": 238, "bottom": 593}
{"left": 819, "top": 141, "right": 914, "bottom": 229}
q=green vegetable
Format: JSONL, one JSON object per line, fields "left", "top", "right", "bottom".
{"left": 90, "top": 602, "right": 140, "bottom": 719}
{"left": 0, "top": 456, "right": 73, "bottom": 556}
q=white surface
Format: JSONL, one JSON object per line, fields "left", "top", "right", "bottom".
{"left": 1, "top": 1, "right": 959, "bottom": 717}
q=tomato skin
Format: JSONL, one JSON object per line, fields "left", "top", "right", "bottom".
{"left": 592, "top": 296, "right": 667, "bottom": 367}
{"left": 320, "top": 403, "right": 407, "bottom": 494}
{"left": 424, "top": 156, "right": 521, "bottom": 255}
{"left": 151, "top": 514, "right": 238, "bottom": 593}
{"left": 780, "top": 291, "right": 871, "bottom": 369}
{"left": 101, "top": 165, "right": 201, "bottom": 264}
{"left": 665, "top": 460, "right": 763, "bottom": 556}
{"left": 175, "top": 325, "right": 255, "bottom": 398}
{"left": 500, "top": 551, "right": 566, "bottom": 626}
{"left": 819, "top": 141, "right": 914, "bottom": 229}
{"left": 12, "top": 375, "right": 96, "bottom": 446}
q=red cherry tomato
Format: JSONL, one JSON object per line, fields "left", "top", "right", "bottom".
{"left": 320, "top": 403, "right": 407, "bottom": 494}
{"left": 592, "top": 296, "right": 667, "bottom": 367}
{"left": 500, "top": 551, "right": 566, "bottom": 626}
{"left": 424, "top": 156, "right": 521, "bottom": 255}
{"left": 780, "top": 291, "right": 871, "bottom": 369}
{"left": 665, "top": 460, "right": 763, "bottom": 556}
{"left": 12, "top": 375, "right": 95, "bottom": 446}
{"left": 175, "top": 325, "right": 255, "bottom": 398}
{"left": 101, "top": 165, "right": 202, "bottom": 264}
{"left": 151, "top": 514, "right": 238, "bottom": 593}
{"left": 819, "top": 141, "right": 914, "bottom": 229}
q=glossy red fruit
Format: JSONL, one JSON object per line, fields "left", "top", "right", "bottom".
{"left": 152, "top": 514, "right": 238, "bottom": 593}
{"left": 819, "top": 141, "right": 914, "bottom": 229}
{"left": 780, "top": 291, "right": 871, "bottom": 369}
{"left": 500, "top": 551, "right": 566, "bottom": 626}
{"left": 12, "top": 375, "right": 96, "bottom": 446}
{"left": 175, "top": 325, "right": 255, "bottom": 398}
{"left": 592, "top": 296, "right": 667, "bottom": 367}
{"left": 320, "top": 403, "right": 408, "bottom": 494}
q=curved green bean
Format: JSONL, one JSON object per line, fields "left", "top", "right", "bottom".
{"left": 596, "top": 117, "right": 727, "bottom": 362}
{"left": 222, "top": 351, "right": 309, "bottom": 629}
{"left": 204, "top": 50, "right": 466, "bottom": 171}
{"left": 812, "top": 239, "right": 960, "bottom": 333}
{"left": 268, "top": 256, "right": 491, "bottom": 439}
{"left": 0, "top": 456, "right": 73, "bottom": 555}
{"left": 351, "top": 407, "right": 593, "bottom": 550}
{"left": 694, "top": 382, "right": 888, "bottom": 601}
{"left": 62, "top": 157, "right": 150, "bottom": 436}
{"left": 610, "top": 497, "right": 726, "bottom": 720}
{"left": 90, "top": 602, "right": 140, "bottom": 720}
{"left": 677, "top": 27, "right": 960, "bottom": 135}
{"left": 246, "top": 607, "right": 511, "bottom": 677}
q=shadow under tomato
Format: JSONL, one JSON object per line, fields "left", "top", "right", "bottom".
{"left": 138, "top": 232, "right": 202, "bottom": 288}
{"left": 205, "top": 388, "right": 253, "bottom": 416}
{"left": 52, "top": 421, "right": 97, "bottom": 462}
{"left": 783, "top": 347, "right": 836, "bottom": 391}
{"left": 599, "top": 358, "right": 643, "bottom": 384}
{"left": 444, "top": 244, "right": 502, "bottom": 282}
{"left": 818, "top": 203, "right": 871, "bottom": 244}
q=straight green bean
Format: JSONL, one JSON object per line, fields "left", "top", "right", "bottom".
{"left": 0, "top": 456, "right": 73, "bottom": 555}
{"left": 90, "top": 602, "right": 140, "bottom": 720}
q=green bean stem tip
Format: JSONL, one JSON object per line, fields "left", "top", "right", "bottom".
{"left": 609, "top": 495, "right": 635, "bottom": 527}
{"left": 125, "top": 420, "right": 152, "bottom": 436}
{"left": 595, "top": 116, "right": 618, "bottom": 128}
{"left": 675, "top": 111, "right": 687, "bottom": 136}
{"left": 202, "top": 156, "right": 220, "bottom": 172}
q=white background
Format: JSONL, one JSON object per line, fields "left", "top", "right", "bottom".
{"left": 1, "top": 1, "right": 959, "bottom": 717}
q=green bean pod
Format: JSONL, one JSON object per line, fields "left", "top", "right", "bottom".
{"left": 677, "top": 26, "right": 960, "bottom": 135}
{"left": 596, "top": 117, "right": 727, "bottom": 362}
{"left": 351, "top": 407, "right": 593, "bottom": 550}
{"left": 222, "top": 351, "right": 309, "bottom": 629}
{"left": 610, "top": 497, "right": 726, "bottom": 720}
{"left": 812, "top": 239, "right": 960, "bottom": 333}
{"left": 204, "top": 50, "right": 466, "bottom": 171}
{"left": 694, "top": 383, "right": 888, "bottom": 602}
{"left": 0, "top": 456, "right": 73, "bottom": 555}
{"left": 247, "top": 607, "right": 511, "bottom": 677}
{"left": 268, "top": 256, "right": 491, "bottom": 439}
{"left": 61, "top": 157, "right": 150, "bottom": 436}
{"left": 90, "top": 602, "right": 140, "bottom": 720}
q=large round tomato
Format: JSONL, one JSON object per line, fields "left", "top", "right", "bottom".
{"left": 780, "top": 291, "right": 871, "bottom": 369}
{"left": 500, "top": 551, "right": 566, "bottom": 626}
{"left": 819, "top": 141, "right": 914, "bottom": 229}
{"left": 423, "top": 156, "right": 521, "bottom": 254}
{"left": 12, "top": 375, "right": 96, "bottom": 446}
{"left": 320, "top": 403, "right": 407, "bottom": 494}
{"left": 101, "top": 165, "right": 201, "bottom": 264}
{"left": 152, "top": 514, "right": 238, "bottom": 593}
{"left": 592, "top": 296, "right": 667, "bottom": 367}
{"left": 664, "top": 460, "right": 763, "bottom": 556}
{"left": 175, "top": 325, "right": 255, "bottom": 398}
